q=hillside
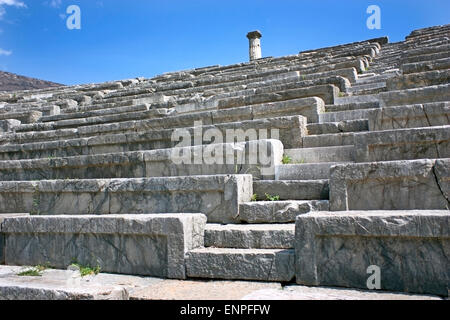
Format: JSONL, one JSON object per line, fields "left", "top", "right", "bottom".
{"left": 0, "top": 71, "right": 63, "bottom": 92}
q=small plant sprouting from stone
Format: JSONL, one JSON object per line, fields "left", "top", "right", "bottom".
{"left": 338, "top": 92, "right": 345, "bottom": 97}
{"left": 251, "top": 193, "right": 258, "bottom": 202}
{"left": 70, "top": 263, "right": 101, "bottom": 277}
{"left": 17, "top": 265, "right": 47, "bottom": 277}
{"left": 282, "top": 154, "right": 292, "bottom": 164}
{"left": 265, "top": 193, "right": 280, "bottom": 201}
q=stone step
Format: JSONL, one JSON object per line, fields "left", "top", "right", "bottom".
{"left": 253, "top": 180, "right": 329, "bottom": 200}
{"left": 285, "top": 145, "right": 355, "bottom": 163}
{"left": 402, "top": 57, "right": 450, "bottom": 74}
{"left": 354, "top": 125, "right": 450, "bottom": 162}
{"left": 349, "top": 85, "right": 387, "bottom": 96}
{"left": 0, "top": 116, "right": 303, "bottom": 160}
{"left": 356, "top": 72, "right": 376, "bottom": 79}
{"left": 217, "top": 84, "right": 338, "bottom": 109}
{"left": 1, "top": 214, "right": 207, "bottom": 279}
{"left": 295, "top": 210, "right": 450, "bottom": 296}
{"left": 405, "top": 50, "right": 450, "bottom": 64}
{"left": 19, "top": 107, "right": 173, "bottom": 132}
{"left": 0, "top": 175, "right": 253, "bottom": 224}
{"left": 405, "top": 44, "right": 450, "bottom": 58}
{"left": 0, "top": 111, "right": 42, "bottom": 124}
{"left": 368, "top": 102, "right": 450, "bottom": 131}
{"left": 104, "top": 67, "right": 356, "bottom": 110}
{"left": 386, "top": 69, "right": 450, "bottom": 91}
{"left": 348, "top": 81, "right": 386, "bottom": 93}
{"left": 334, "top": 93, "right": 380, "bottom": 105}
{"left": 355, "top": 73, "right": 399, "bottom": 84}
{"left": 41, "top": 103, "right": 150, "bottom": 122}
{"left": 7, "top": 97, "right": 321, "bottom": 143}
{"left": 306, "top": 119, "right": 368, "bottom": 135}
{"left": 324, "top": 101, "right": 380, "bottom": 113}
{"left": 380, "top": 83, "right": 450, "bottom": 107}
{"left": 319, "top": 108, "right": 378, "bottom": 123}
{"left": 204, "top": 224, "right": 295, "bottom": 249}
{"left": 128, "top": 70, "right": 347, "bottom": 114}
{"left": 238, "top": 200, "right": 329, "bottom": 224}
{"left": 0, "top": 140, "right": 283, "bottom": 181}
{"left": 330, "top": 159, "right": 450, "bottom": 211}
{"left": 63, "top": 99, "right": 134, "bottom": 114}
{"left": 275, "top": 162, "right": 352, "bottom": 180}
{"left": 185, "top": 248, "right": 295, "bottom": 282}
{"left": 303, "top": 132, "right": 355, "bottom": 148}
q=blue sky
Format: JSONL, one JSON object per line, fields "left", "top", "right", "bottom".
{"left": 0, "top": 0, "right": 449, "bottom": 85}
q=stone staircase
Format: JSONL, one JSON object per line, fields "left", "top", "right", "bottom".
{"left": 0, "top": 24, "right": 449, "bottom": 297}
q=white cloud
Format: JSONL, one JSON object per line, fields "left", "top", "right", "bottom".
{"left": 0, "top": 0, "right": 26, "bottom": 19}
{"left": 0, "top": 0, "right": 26, "bottom": 7}
{"left": 44, "top": 0, "right": 61, "bottom": 8}
{"left": 0, "top": 48, "right": 12, "bottom": 56}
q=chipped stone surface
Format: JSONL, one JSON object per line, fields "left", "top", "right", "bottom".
{"left": 330, "top": 159, "right": 450, "bottom": 211}
{"left": 386, "top": 69, "right": 450, "bottom": 90}
{"left": 368, "top": 102, "right": 450, "bottom": 131}
{"left": 0, "top": 119, "right": 21, "bottom": 133}
{"left": 295, "top": 211, "right": 450, "bottom": 295}
{"left": 239, "top": 201, "right": 329, "bottom": 223}
{"left": 205, "top": 224, "right": 295, "bottom": 249}
{"left": 186, "top": 248, "right": 295, "bottom": 282}
{"left": 0, "top": 111, "right": 42, "bottom": 124}
{"left": 353, "top": 126, "right": 450, "bottom": 162}
{"left": 253, "top": 180, "right": 329, "bottom": 201}
{"left": 2, "top": 214, "right": 207, "bottom": 279}
{"left": 380, "top": 84, "right": 450, "bottom": 107}
{"left": 0, "top": 214, "right": 30, "bottom": 264}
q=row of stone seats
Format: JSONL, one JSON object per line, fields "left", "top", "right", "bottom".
{"left": 0, "top": 37, "right": 380, "bottom": 124}
{"left": 0, "top": 25, "right": 448, "bottom": 296}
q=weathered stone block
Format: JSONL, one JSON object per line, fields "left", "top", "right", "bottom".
{"left": 186, "top": 248, "right": 295, "bottom": 282}
{"left": 295, "top": 211, "right": 450, "bottom": 295}
{"left": 2, "top": 214, "right": 207, "bottom": 279}
{"left": 402, "top": 57, "right": 450, "bottom": 74}
{"left": 386, "top": 69, "right": 450, "bottom": 90}
{"left": 368, "top": 102, "right": 450, "bottom": 131}
{"left": 252, "top": 97, "right": 325, "bottom": 123}
{"left": 205, "top": 224, "right": 295, "bottom": 249}
{"left": 1, "top": 214, "right": 37, "bottom": 264}
{"left": 380, "top": 84, "right": 450, "bottom": 107}
{"left": 0, "top": 111, "right": 42, "bottom": 124}
{"left": 0, "top": 119, "right": 21, "bottom": 133}
{"left": 239, "top": 200, "right": 329, "bottom": 223}
{"left": 330, "top": 159, "right": 450, "bottom": 211}
{"left": 217, "top": 85, "right": 338, "bottom": 108}
{"left": 354, "top": 126, "right": 450, "bottom": 162}
{"left": 0, "top": 175, "right": 253, "bottom": 224}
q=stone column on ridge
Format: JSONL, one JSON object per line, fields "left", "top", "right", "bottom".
{"left": 247, "top": 30, "right": 262, "bottom": 61}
